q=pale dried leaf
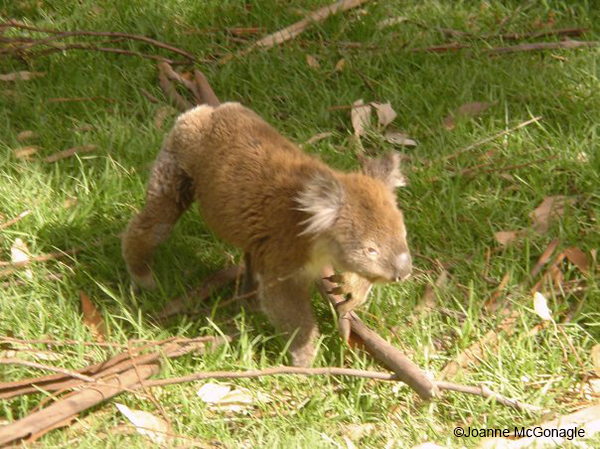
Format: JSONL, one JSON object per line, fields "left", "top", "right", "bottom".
{"left": 17, "top": 130, "right": 35, "bottom": 141}
{"left": 306, "top": 54, "right": 320, "bottom": 69}
{"left": 63, "top": 197, "right": 78, "bottom": 208}
{"left": 592, "top": 344, "right": 600, "bottom": 378}
{"left": 334, "top": 58, "right": 346, "bottom": 72}
{"left": 115, "top": 403, "right": 169, "bottom": 444}
{"left": 564, "top": 247, "right": 590, "bottom": 274}
{"left": 377, "top": 17, "right": 408, "bottom": 29}
{"left": 0, "top": 71, "right": 45, "bottom": 81}
{"left": 533, "top": 292, "right": 552, "bottom": 321}
{"left": 590, "top": 379, "right": 600, "bottom": 395}
{"left": 305, "top": 132, "right": 334, "bottom": 145}
{"left": 197, "top": 383, "right": 269, "bottom": 412}
{"left": 443, "top": 101, "right": 492, "bottom": 130}
{"left": 11, "top": 238, "right": 32, "bottom": 279}
{"left": 371, "top": 102, "right": 397, "bottom": 128}
{"left": 529, "top": 196, "right": 574, "bottom": 234}
{"left": 79, "top": 291, "right": 107, "bottom": 342}
{"left": 384, "top": 130, "right": 417, "bottom": 146}
{"left": 576, "top": 151, "right": 589, "bottom": 163}
{"left": 494, "top": 231, "right": 521, "bottom": 247}
{"left": 14, "top": 146, "right": 38, "bottom": 160}
{"left": 351, "top": 99, "right": 372, "bottom": 137}
{"left": 340, "top": 423, "right": 376, "bottom": 441}
{"left": 197, "top": 383, "right": 232, "bottom": 403}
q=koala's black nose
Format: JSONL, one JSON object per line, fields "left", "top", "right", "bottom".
{"left": 393, "top": 252, "right": 412, "bottom": 282}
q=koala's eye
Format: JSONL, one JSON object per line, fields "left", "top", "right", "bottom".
{"left": 366, "top": 247, "right": 379, "bottom": 256}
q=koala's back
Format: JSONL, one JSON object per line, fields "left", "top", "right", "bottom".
{"left": 165, "top": 103, "right": 329, "bottom": 274}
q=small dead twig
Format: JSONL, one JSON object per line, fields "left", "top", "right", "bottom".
{"left": 0, "top": 358, "right": 96, "bottom": 383}
{"left": 492, "top": 27, "right": 587, "bottom": 41}
{"left": 42, "top": 144, "right": 97, "bottom": 163}
{"left": 1, "top": 21, "right": 196, "bottom": 61}
{"left": 0, "top": 210, "right": 31, "bottom": 231}
{"left": 47, "top": 96, "right": 116, "bottom": 104}
{"left": 487, "top": 39, "right": 599, "bottom": 55}
{"left": 438, "top": 116, "right": 542, "bottom": 162}
{"left": 157, "top": 63, "right": 193, "bottom": 111}
{"left": 0, "top": 247, "right": 82, "bottom": 268}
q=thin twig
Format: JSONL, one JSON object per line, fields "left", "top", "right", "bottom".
{"left": 0, "top": 210, "right": 31, "bottom": 231}
{"left": 436, "top": 381, "right": 543, "bottom": 413}
{"left": 21, "top": 42, "right": 184, "bottom": 64}
{"left": 2, "top": 21, "right": 196, "bottom": 60}
{"left": 42, "top": 144, "right": 97, "bottom": 163}
{"left": 0, "top": 247, "right": 82, "bottom": 267}
{"left": 438, "top": 116, "right": 542, "bottom": 162}
{"left": 145, "top": 366, "right": 398, "bottom": 387}
{"left": 157, "top": 62, "right": 192, "bottom": 111}
{"left": 0, "top": 358, "right": 96, "bottom": 383}
{"left": 492, "top": 27, "right": 587, "bottom": 41}
{"left": 487, "top": 40, "right": 599, "bottom": 55}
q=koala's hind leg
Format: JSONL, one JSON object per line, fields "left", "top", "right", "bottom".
{"left": 258, "top": 274, "right": 319, "bottom": 367}
{"left": 122, "top": 149, "right": 193, "bottom": 288}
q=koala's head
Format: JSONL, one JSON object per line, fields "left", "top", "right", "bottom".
{"left": 296, "top": 152, "right": 412, "bottom": 283}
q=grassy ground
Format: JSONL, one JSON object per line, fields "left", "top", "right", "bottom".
{"left": 1, "top": 0, "right": 599, "bottom": 447}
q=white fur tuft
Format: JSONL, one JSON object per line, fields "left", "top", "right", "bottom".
{"left": 296, "top": 173, "right": 344, "bottom": 236}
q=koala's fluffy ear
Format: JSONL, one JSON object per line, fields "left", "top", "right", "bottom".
{"left": 296, "top": 172, "right": 344, "bottom": 235}
{"left": 362, "top": 152, "right": 407, "bottom": 191}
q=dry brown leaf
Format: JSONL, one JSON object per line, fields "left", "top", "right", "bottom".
{"left": 334, "top": 58, "right": 346, "bottom": 72}
{"left": 371, "top": 102, "right": 397, "bottom": 128}
{"left": 63, "top": 197, "right": 78, "bottom": 208}
{"left": 494, "top": 230, "right": 521, "bottom": 247}
{"left": 115, "top": 403, "right": 169, "bottom": 445}
{"left": 443, "top": 101, "right": 493, "bottom": 130}
{"left": 0, "top": 71, "right": 45, "bottom": 81}
{"left": 564, "top": 247, "right": 590, "bottom": 274}
{"left": 153, "top": 106, "right": 172, "bottom": 129}
{"left": 351, "top": 99, "right": 372, "bottom": 137}
{"left": 79, "top": 291, "right": 106, "bottom": 342}
{"left": 43, "top": 145, "right": 97, "bottom": 163}
{"left": 415, "top": 270, "right": 448, "bottom": 315}
{"left": 531, "top": 238, "right": 560, "bottom": 277}
{"left": 306, "top": 54, "right": 320, "bottom": 69}
{"left": 529, "top": 196, "right": 574, "bottom": 234}
{"left": 13, "top": 146, "right": 38, "bottom": 160}
{"left": 305, "top": 132, "right": 334, "bottom": 145}
{"left": 533, "top": 292, "right": 552, "bottom": 321}
{"left": 384, "top": 130, "right": 417, "bottom": 146}
{"left": 17, "top": 130, "right": 35, "bottom": 141}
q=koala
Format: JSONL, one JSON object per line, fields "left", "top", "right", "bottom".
{"left": 122, "top": 102, "right": 412, "bottom": 367}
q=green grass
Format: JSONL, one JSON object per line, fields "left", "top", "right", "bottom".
{"left": 1, "top": 0, "right": 599, "bottom": 447}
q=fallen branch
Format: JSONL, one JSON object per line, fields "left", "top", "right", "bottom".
{"left": 487, "top": 39, "right": 599, "bottom": 55}
{"left": 224, "top": 0, "right": 371, "bottom": 62}
{"left": 319, "top": 266, "right": 438, "bottom": 400}
{"left": 157, "top": 62, "right": 193, "bottom": 111}
{"left": 0, "top": 364, "right": 160, "bottom": 446}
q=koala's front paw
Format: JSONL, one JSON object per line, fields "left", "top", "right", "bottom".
{"left": 130, "top": 268, "right": 157, "bottom": 290}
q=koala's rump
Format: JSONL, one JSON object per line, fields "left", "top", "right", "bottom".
{"left": 171, "top": 103, "right": 322, "bottom": 273}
